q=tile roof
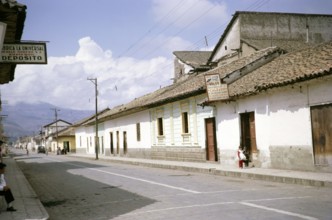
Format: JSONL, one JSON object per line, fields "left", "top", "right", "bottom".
{"left": 229, "top": 41, "right": 332, "bottom": 97}
{"left": 96, "top": 47, "right": 281, "bottom": 123}
{"left": 72, "top": 107, "right": 109, "bottom": 127}
{"left": 241, "top": 38, "right": 313, "bottom": 53}
{"left": 92, "top": 41, "right": 332, "bottom": 125}
{"left": 43, "top": 119, "right": 72, "bottom": 128}
{"left": 57, "top": 126, "right": 75, "bottom": 136}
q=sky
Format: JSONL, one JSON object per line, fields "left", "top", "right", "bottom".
{"left": 1, "top": 0, "right": 332, "bottom": 111}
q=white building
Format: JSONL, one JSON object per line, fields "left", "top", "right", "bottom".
{"left": 212, "top": 42, "right": 332, "bottom": 172}
{"left": 73, "top": 11, "right": 332, "bottom": 173}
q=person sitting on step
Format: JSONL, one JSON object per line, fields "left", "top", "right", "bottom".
{"left": 0, "top": 162, "right": 17, "bottom": 212}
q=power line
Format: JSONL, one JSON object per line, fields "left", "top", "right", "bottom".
{"left": 117, "top": 0, "right": 188, "bottom": 58}
{"left": 140, "top": 2, "right": 218, "bottom": 59}
{"left": 135, "top": 0, "right": 272, "bottom": 80}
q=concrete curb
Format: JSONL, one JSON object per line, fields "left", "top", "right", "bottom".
{"left": 89, "top": 156, "right": 332, "bottom": 188}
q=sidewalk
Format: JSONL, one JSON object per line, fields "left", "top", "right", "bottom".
{"left": 70, "top": 153, "right": 332, "bottom": 188}
{"left": 0, "top": 153, "right": 49, "bottom": 220}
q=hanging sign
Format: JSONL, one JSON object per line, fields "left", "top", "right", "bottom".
{"left": 205, "top": 73, "right": 229, "bottom": 101}
{"left": 0, "top": 42, "right": 47, "bottom": 64}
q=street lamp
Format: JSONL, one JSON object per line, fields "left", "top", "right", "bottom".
{"left": 87, "top": 77, "right": 99, "bottom": 160}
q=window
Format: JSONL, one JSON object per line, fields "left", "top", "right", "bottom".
{"left": 136, "top": 123, "right": 141, "bottom": 142}
{"left": 182, "top": 112, "right": 189, "bottom": 133}
{"left": 157, "top": 117, "right": 164, "bottom": 136}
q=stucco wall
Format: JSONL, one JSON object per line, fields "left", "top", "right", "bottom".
{"left": 216, "top": 77, "right": 332, "bottom": 171}
{"left": 212, "top": 18, "right": 240, "bottom": 63}
{"left": 240, "top": 13, "right": 332, "bottom": 43}
{"left": 150, "top": 95, "right": 215, "bottom": 161}
{"left": 102, "top": 110, "right": 152, "bottom": 157}
{"left": 75, "top": 125, "right": 96, "bottom": 155}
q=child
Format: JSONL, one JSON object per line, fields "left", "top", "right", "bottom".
{"left": 237, "top": 146, "right": 246, "bottom": 168}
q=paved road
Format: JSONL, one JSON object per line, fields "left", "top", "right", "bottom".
{"left": 16, "top": 153, "right": 332, "bottom": 220}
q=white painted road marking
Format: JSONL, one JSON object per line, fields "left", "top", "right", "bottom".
{"left": 240, "top": 202, "right": 318, "bottom": 220}
{"left": 45, "top": 157, "right": 317, "bottom": 220}
{"left": 121, "top": 201, "right": 235, "bottom": 216}
{"left": 89, "top": 167, "right": 201, "bottom": 194}
{"left": 45, "top": 157, "right": 201, "bottom": 194}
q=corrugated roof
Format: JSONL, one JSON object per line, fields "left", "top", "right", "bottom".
{"left": 173, "top": 51, "right": 212, "bottom": 69}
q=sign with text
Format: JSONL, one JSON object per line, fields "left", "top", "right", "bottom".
{"left": 205, "top": 74, "right": 229, "bottom": 101}
{"left": 0, "top": 42, "right": 47, "bottom": 64}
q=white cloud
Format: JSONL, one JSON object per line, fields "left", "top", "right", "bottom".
{"left": 1, "top": 37, "right": 173, "bottom": 111}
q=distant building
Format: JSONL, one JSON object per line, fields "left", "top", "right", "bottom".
{"left": 44, "top": 119, "right": 72, "bottom": 152}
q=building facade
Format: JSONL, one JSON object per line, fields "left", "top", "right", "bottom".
{"left": 73, "top": 11, "right": 332, "bottom": 173}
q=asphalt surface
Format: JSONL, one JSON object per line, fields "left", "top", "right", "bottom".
{"left": 1, "top": 148, "right": 332, "bottom": 220}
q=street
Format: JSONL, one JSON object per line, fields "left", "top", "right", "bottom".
{"left": 15, "top": 153, "right": 332, "bottom": 220}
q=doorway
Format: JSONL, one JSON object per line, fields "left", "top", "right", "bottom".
{"left": 116, "top": 131, "right": 120, "bottom": 154}
{"left": 311, "top": 104, "right": 332, "bottom": 166}
{"left": 240, "top": 112, "right": 257, "bottom": 161}
{"left": 123, "top": 131, "right": 127, "bottom": 155}
{"left": 205, "top": 117, "right": 218, "bottom": 162}
{"left": 110, "top": 132, "right": 114, "bottom": 155}
{"left": 63, "top": 141, "right": 70, "bottom": 153}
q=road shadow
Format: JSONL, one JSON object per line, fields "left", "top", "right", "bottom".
{"left": 16, "top": 159, "right": 157, "bottom": 220}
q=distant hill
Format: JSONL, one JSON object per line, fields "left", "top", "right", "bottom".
{"left": 2, "top": 102, "right": 93, "bottom": 142}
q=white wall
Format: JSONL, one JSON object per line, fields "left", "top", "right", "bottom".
{"left": 75, "top": 125, "right": 96, "bottom": 154}
{"left": 216, "top": 77, "right": 332, "bottom": 169}
{"left": 103, "top": 110, "right": 151, "bottom": 151}
{"left": 151, "top": 95, "right": 214, "bottom": 148}
{"left": 211, "top": 18, "right": 240, "bottom": 63}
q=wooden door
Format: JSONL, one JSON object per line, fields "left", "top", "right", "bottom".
{"left": 110, "top": 132, "right": 114, "bottom": 155}
{"left": 123, "top": 131, "right": 127, "bottom": 154}
{"left": 116, "top": 131, "right": 120, "bottom": 154}
{"left": 240, "top": 112, "right": 257, "bottom": 156}
{"left": 205, "top": 118, "right": 218, "bottom": 162}
{"left": 311, "top": 104, "right": 332, "bottom": 166}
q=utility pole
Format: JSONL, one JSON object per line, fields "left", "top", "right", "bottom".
{"left": 87, "top": 77, "right": 99, "bottom": 160}
{"left": 51, "top": 108, "right": 60, "bottom": 153}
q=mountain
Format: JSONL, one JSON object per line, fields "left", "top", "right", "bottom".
{"left": 1, "top": 102, "right": 94, "bottom": 142}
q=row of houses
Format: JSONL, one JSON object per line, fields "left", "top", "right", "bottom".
{"left": 23, "top": 11, "right": 332, "bottom": 173}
